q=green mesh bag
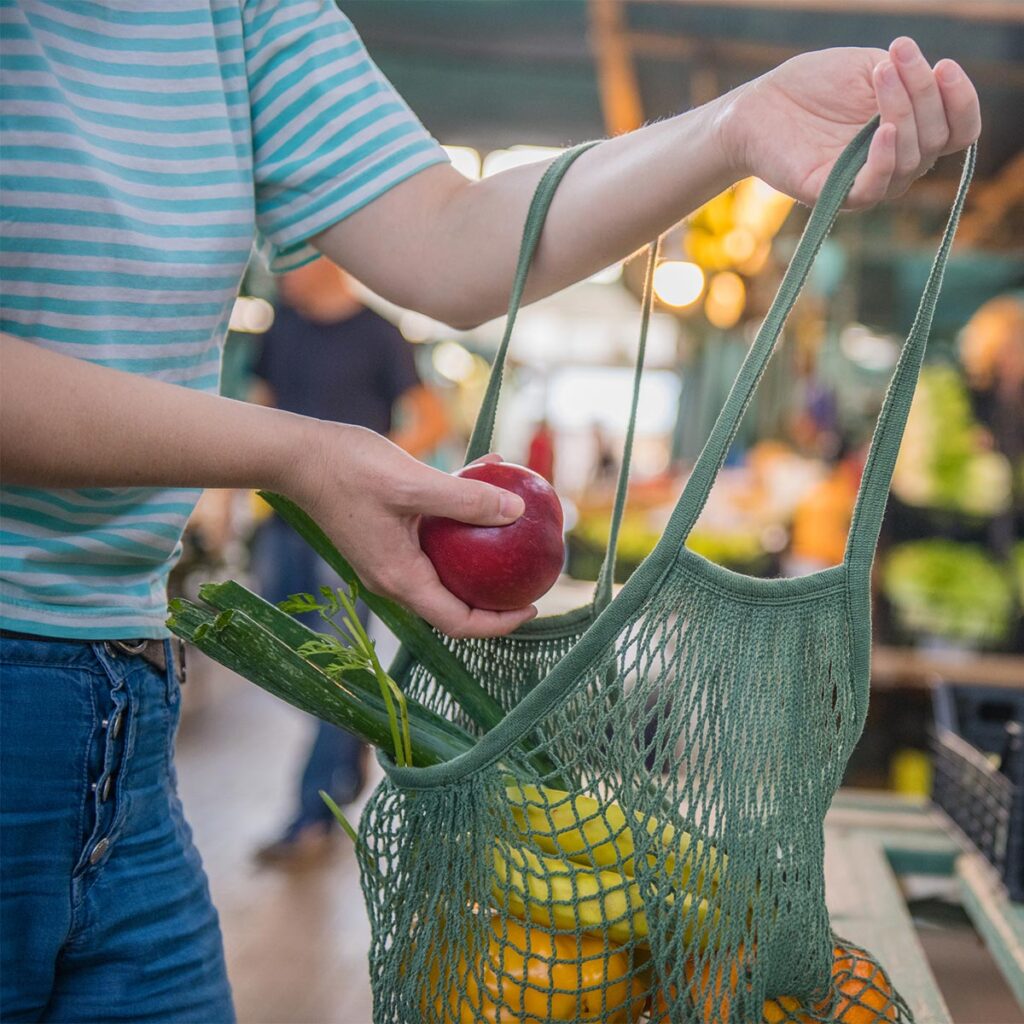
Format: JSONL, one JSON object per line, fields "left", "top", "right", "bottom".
{"left": 358, "top": 120, "right": 976, "bottom": 1024}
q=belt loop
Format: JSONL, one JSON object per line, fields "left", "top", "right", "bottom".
{"left": 110, "top": 639, "right": 149, "bottom": 657}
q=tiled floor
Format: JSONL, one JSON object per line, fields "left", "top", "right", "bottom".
{"left": 175, "top": 643, "right": 1022, "bottom": 1024}
{"left": 176, "top": 651, "right": 377, "bottom": 1024}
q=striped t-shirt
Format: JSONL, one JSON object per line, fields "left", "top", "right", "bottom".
{"left": 0, "top": 0, "right": 448, "bottom": 639}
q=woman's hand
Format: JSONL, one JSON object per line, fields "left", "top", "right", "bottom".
{"left": 292, "top": 424, "right": 537, "bottom": 638}
{"left": 721, "top": 37, "right": 982, "bottom": 209}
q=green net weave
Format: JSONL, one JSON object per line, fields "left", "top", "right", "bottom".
{"left": 361, "top": 121, "right": 976, "bottom": 1024}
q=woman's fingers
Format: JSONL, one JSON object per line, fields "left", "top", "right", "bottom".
{"left": 934, "top": 59, "right": 983, "bottom": 152}
{"left": 376, "top": 552, "right": 536, "bottom": 638}
{"left": 890, "top": 37, "right": 950, "bottom": 164}
{"left": 847, "top": 121, "right": 896, "bottom": 209}
{"left": 851, "top": 43, "right": 978, "bottom": 210}
{"left": 397, "top": 462, "right": 524, "bottom": 524}
{"left": 873, "top": 58, "right": 920, "bottom": 194}
{"left": 869, "top": 41, "right": 979, "bottom": 203}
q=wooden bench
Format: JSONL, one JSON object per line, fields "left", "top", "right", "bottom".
{"left": 826, "top": 792, "right": 955, "bottom": 1023}
{"left": 956, "top": 849, "right": 1024, "bottom": 1007}
{"left": 826, "top": 789, "right": 1024, "bottom": 1021}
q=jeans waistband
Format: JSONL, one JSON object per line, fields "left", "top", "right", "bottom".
{"left": 0, "top": 629, "right": 185, "bottom": 682}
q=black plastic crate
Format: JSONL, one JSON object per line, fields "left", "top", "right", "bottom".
{"left": 931, "top": 684, "right": 1024, "bottom": 901}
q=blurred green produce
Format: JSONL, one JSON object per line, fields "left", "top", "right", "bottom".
{"left": 882, "top": 539, "right": 1016, "bottom": 649}
{"left": 568, "top": 513, "right": 769, "bottom": 582}
{"left": 686, "top": 529, "right": 769, "bottom": 574}
{"left": 567, "top": 515, "right": 662, "bottom": 583}
{"left": 892, "top": 365, "right": 1011, "bottom": 517}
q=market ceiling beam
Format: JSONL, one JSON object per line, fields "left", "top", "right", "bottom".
{"left": 626, "top": 30, "right": 1024, "bottom": 88}
{"left": 631, "top": 0, "right": 1024, "bottom": 25}
{"left": 957, "top": 149, "right": 1024, "bottom": 244}
{"left": 588, "top": 0, "right": 646, "bottom": 134}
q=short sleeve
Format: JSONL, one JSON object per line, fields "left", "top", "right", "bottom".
{"left": 243, "top": 0, "right": 449, "bottom": 272}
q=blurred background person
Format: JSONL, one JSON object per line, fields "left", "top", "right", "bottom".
{"left": 587, "top": 421, "right": 620, "bottom": 499}
{"left": 526, "top": 417, "right": 556, "bottom": 484}
{"left": 250, "top": 258, "right": 448, "bottom": 866}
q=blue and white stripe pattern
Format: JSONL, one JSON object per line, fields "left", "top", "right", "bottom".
{"left": 1, "top": 0, "right": 448, "bottom": 638}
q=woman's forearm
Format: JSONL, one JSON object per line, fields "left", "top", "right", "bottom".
{"left": 314, "top": 98, "right": 734, "bottom": 329}
{"left": 1, "top": 335, "right": 310, "bottom": 494}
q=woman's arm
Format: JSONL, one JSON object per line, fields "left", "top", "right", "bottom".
{"left": 0, "top": 336, "right": 532, "bottom": 638}
{"left": 314, "top": 40, "right": 981, "bottom": 328}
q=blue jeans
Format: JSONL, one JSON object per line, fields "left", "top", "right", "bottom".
{"left": 0, "top": 635, "right": 234, "bottom": 1023}
{"left": 251, "top": 516, "right": 365, "bottom": 826}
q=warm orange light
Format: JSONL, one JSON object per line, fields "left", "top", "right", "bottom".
{"left": 705, "top": 272, "right": 746, "bottom": 329}
{"left": 733, "top": 177, "right": 794, "bottom": 238}
{"left": 723, "top": 227, "right": 757, "bottom": 263}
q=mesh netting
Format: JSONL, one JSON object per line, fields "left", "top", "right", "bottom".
{"left": 358, "top": 125, "right": 975, "bottom": 1023}
{"left": 399, "top": 607, "right": 594, "bottom": 745}
{"left": 363, "top": 566, "right": 905, "bottom": 1024}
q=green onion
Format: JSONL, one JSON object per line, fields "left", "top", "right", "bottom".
{"left": 167, "top": 597, "right": 477, "bottom": 767}
{"left": 278, "top": 585, "right": 414, "bottom": 769}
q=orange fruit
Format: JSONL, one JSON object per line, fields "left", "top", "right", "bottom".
{"left": 684, "top": 946, "right": 745, "bottom": 1024}
{"left": 649, "top": 942, "right": 896, "bottom": 1023}
{"left": 648, "top": 946, "right": 746, "bottom": 1023}
{"left": 763, "top": 995, "right": 815, "bottom": 1023}
{"left": 830, "top": 944, "right": 896, "bottom": 1024}
{"left": 762, "top": 944, "right": 896, "bottom": 1024}
{"left": 422, "top": 917, "right": 648, "bottom": 1023}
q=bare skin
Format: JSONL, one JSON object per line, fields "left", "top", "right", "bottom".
{"left": 1, "top": 39, "right": 981, "bottom": 638}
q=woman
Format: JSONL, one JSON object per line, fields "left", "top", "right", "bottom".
{"left": 0, "top": 1, "right": 980, "bottom": 1020}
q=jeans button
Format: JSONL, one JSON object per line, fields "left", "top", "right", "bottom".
{"left": 110, "top": 712, "right": 123, "bottom": 739}
{"left": 101, "top": 776, "right": 113, "bottom": 802}
{"left": 89, "top": 837, "right": 110, "bottom": 864}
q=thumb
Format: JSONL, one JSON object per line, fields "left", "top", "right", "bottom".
{"left": 410, "top": 466, "right": 524, "bottom": 525}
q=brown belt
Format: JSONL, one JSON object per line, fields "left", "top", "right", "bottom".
{"left": 102, "top": 637, "right": 186, "bottom": 683}
{"left": 0, "top": 630, "right": 186, "bottom": 683}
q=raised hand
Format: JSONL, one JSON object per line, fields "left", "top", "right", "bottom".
{"left": 721, "top": 37, "right": 981, "bottom": 208}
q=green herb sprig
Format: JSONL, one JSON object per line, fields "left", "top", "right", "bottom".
{"left": 280, "top": 585, "right": 413, "bottom": 768}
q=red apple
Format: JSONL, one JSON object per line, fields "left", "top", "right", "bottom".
{"left": 419, "top": 462, "right": 565, "bottom": 611}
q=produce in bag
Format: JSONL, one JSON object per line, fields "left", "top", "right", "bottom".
{"left": 355, "top": 122, "right": 973, "bottom": 1024}
{"left": 419, "top": 915, "right": 648, "bottom": 1024}
{"left": 649, "top": 942, "right": 897, "bottom": 1023}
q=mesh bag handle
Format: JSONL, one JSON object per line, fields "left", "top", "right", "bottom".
{"left": 657, "top": 117, "right": 976, "bottom": 555}
{"left": 594, "top": 241, "right": 658, "bottom": 608}
{"left": 844, "top": 143, "right": 976, "bottom": 570}
{"left": 658, "top": 117, "right": 875, "bottom": 550}
{"left": 465, "top": 145, "right": 595, "bottom": 462}
{"left": 464, "top": 141, "right": 659, "bottom": 609}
